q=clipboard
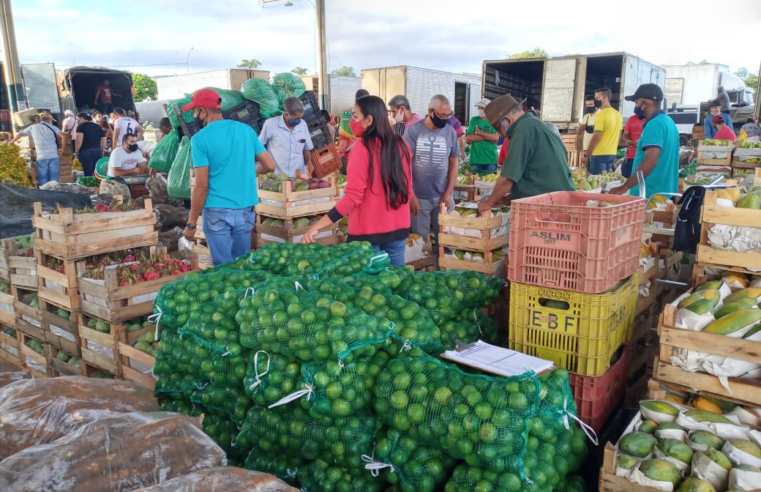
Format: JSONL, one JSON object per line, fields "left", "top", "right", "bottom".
{"left": 441, "top": 340, "right": 555, "bottom": 378}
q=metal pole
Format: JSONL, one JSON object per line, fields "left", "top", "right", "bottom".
{"left": 185, "top": 47, "right": 194, "bottom": 74}
{"left": 315, "top": 0, "right": 328, "bottom": 111}
{"left": 1, "top": 0, "right": 26, "bottom": 120}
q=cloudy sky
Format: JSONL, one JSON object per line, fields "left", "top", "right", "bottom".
{"left": 4, "top": 0, "right": 761, "bottom": 79}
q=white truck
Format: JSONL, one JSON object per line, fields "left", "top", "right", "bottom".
{"left": 361, "top": 66, "right": 482, "bottom": 125}
{"left": 301, "top": 74, "right": 361, "bottom": 116}
{"left": 482, "top": 52, "right": 666, "bottom": 130}
{"left": 155, "top": 69, "right": 270, "bottom": 100}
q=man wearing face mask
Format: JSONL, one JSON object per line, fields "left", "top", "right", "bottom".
{"left": 703, "top": 101, "right": 734, "bottom": 139}
{"left": 609, "top": 84, "right": 678, "bottom": 199}
{"left": 388, "top": 95, "right": 422, "bottom": 136}
{"left": 182, "top": 88, "right": 277, "bottom": 266}
{"left": 258, "top": 96, "right": 315, "bottom": 177}
{"left": 576, "top": 95, "right": 599, "bottom": 154}
{"left": 466, "top": 99, "right": 499, "bottom": 175}
{"left": 582, "top": 88, "right": 623, "bottom": 174}
{"left": 107, "top": 132, "right": 149, "bottom": 179}
{"left": 477, "top": 95, "right": 574, "bottom": 216}
{"left": 403, "top": 95, "right": 460, "bottom": 239}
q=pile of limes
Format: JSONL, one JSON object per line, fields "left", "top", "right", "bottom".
{"left": 0, "top": 143, "right": 33, "bottom": 187}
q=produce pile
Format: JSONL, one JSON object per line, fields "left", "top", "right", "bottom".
{"left": 76, "top": 175, "right": 100, "bottom": 188}
{"left": 712, "top": 186, "right": 761, "bottom": 210}
{"left": 572, "top": 172, "right": 624, "bottom": 192}
{"left": 701, "top": 139, "right": 734, "bottom": 147}
{"left": 1, "top": 233, "right": 35, "bottom": 257}
{"left": 0, "top": 142, "right": 33, "bottom": 187}
{"left": 477, "top": 173, "right": 500, "bottom": 183}
{"left": 259, "top": 173, "right": 332, "bottom": 192}
{"left": 261, "top": 215, "right": 323, "bottom": 230}
{"left": 51, "top": 198, "right": 141, "bottom": 215}
{"left": 80, "top": 251, "right": 191, "bottom": 285}
{"left": 150, "top": 241, "right": 589, "bottom": 492}
{"left": 615, "top": 395, "right": 761, "bottom": 492}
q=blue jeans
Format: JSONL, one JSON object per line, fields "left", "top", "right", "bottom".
{"left": 588, "top": 155, "right": 615, "bottom": 175}
{"left": 101, "top": 103, "right": 115, "bottom": 114}
{"left": 36, "top": 158, "right": 60, "bottom": 186}
{"left": 372, "top": 238, "right": 407, "bottom": 266}
{"left": 79, "top": 148, "right": 102, "bottom": 176}
{"left": 203, "top": 207, "right": 255, "bottom": 266}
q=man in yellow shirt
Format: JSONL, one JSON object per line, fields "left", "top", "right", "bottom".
{"left": 582, "top": 88, "right": 623, "bottom": 174}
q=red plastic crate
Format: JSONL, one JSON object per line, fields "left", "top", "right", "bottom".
{"left": 129, "top": 184, "right": 149, "bottom": 198}
{"left": 310, "top": 144, "right": 342, "bottom": 178}
{"left": 508, "top": 191, "right": 646, "bottom": 293}
{"left": 569, "top": 344, "right": 630, "bottom": 435}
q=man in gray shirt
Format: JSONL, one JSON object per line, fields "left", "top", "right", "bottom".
{"left": 403, "top": 94, "right": 459, "bottom": 239}
{"left": 713, "top": 85, "right": 731, "bottom": 115}
{"left": 9, "top": 113, "right": 63, "bottom": 187}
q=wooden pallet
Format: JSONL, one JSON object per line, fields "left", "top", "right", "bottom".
{"left": 654, "top": 303, "right": 761, "bottom": 407}
{"left": 0, "top": 325, "right": 23, "bottom": 369}
{"left": 0, "top": 289, "right": 14, "bottom": 328}
{"left": 118, "top": 342, "right": 156, "bottom": 389}
{"left": 255, "top": 178, "right": 337, "bottom": 218}
{"left": 32, "top": 197, "right": 157, "bottom": 259}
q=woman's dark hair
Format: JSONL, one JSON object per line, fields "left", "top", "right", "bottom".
{"left": 354, "top": 95, "right": 410, "bottom": 210}
{"left": 77, "top": 112, "right": 92, "bottom": 121}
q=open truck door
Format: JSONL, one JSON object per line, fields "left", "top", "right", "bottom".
{"left": 21, "top": 63, "right": 60, "bottom": 114}
{"left": 540, "top": 57, "right": 586, "bottom": 127}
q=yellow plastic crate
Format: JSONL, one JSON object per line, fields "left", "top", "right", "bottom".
{"left": 508, "top": 273, "right": 637, "bottom": 376}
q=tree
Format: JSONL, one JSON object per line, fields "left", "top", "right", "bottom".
{"left": 130, "top": 73, "right": 157, "bottom": 101}
{"left": 238, "top": 59, "right": 262, "bottom": 69}
{"left": 332, "top": 66, "right": 356, "bottom": 77}
{"left": 292, "top": 66, "right": 308, "bottom": 76}
{"left": 735, "top": 67, "right": 758, "bottom": 99}
{"left": 507, "top": 48, "right": 548, "bottom": 60}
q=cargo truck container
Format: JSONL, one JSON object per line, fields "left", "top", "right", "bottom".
{"left": 301, "top": 74, "right": 361, "bottom": 117}
{"left": 155, "top": 69, "right": 270, "bottom": 100}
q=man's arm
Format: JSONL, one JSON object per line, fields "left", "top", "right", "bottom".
{"left": 136, "top": 125, "right": 145, "bottom": 141}
{"left": 186, "top": 166, "right": 209, "bottom": 240}
{"left": 255, "top": 150, "right": 276, "bottom": 174}
{"left": 478, "top": 177, "right": 514, "bottom": 214}
{"left": 100, "top": 137, "right": 106, "bottom": 153}
{"left": 458, "top": 135, "right": 466, "bottom": 158}
{"left": 584, "top": 132, "right": 601, "bottom": 161}
{"left": 75, "top": 133, "right": 84, "bottom": 154}
{"left": 610, "top": 147, "right": 660, "bottom": 194}
{"left": 302, "top": 149, "right": 313, "bottom": 176}
{"left": 479, "top": 132, "right": 499, "bottom": 143}
{"left": 440, "top": 156, "right": 458, "bottom": 206}
{"left": 112, "top": 126, "right": 121, "bottom": 148}
{"left": 111, "top": 166, "right": 140, "bottom": 177}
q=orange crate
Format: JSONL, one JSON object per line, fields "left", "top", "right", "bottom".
{"left": 310, "top": 144, "right": 342, "bottom": 178}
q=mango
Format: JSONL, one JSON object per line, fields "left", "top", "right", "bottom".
{"left": 697, "top": 280, "right": 724, "bottom": 292}
{"left": 734, "top": 464, "right": 760, "bottom": 471}
{"left": 641, "top": 400, "right": 680, "bottom": 417}
{"left": 698, "top": 289, "right": 722, "bottom": 307}
{"left": 677, "top": 477, "right": 716, "bottom": 492}
{"left": 727, "top": 439, "right": 761, "bottom": 461}
{"left": 678, "top": 293, "right": 705, "bottom": 309}
{"left": 639, "top": 458, "right": 682, "bottom": 487}
{"left": 617, "top": 454, "right": 638, "bottom": 470}
{"left": 703, "top": 448, "right": 732, "bottom": 470}
{"left": 619, "top": 431, "right": 658, "bottom": 458}
{"left": 723, "top": 288, "right": 761, "bottom": 305}
{"left": 737, "top": 193, "right": 761, "bottom": 210}
{"left": 702, "top": 309, "right": 761, "bottom": 335}
{"left": 654, "top": 422, "right": 685, "bottom": 439}
{"left": 715, "top": 299, "right": 758, "bottom": 319}
{"left": 724, "top": 188, "right": 742, "bottom": 204}
{"left": 722, "top": 273, "right": 749, "bottom": 289}
{"left": 683, "top": 410, "right": 734, "bottom": 424}
{"left": 683, "top": 299, "right": 716, "bottom": 315}
{"left": 293, "top": 217, "right": 310, "bottom": 229}
{"left": 657, "top": 438, "right": 694, "bottom": 465}
{"left": 689, "top": 431, "right": 724, "bottom": 450}
{"left": 691, "top": 397, "right": 723, "bottom": 414}
{"left": 639, "top": 420, "right": 659, "bottom": 434}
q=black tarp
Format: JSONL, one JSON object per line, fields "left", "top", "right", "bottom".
{"left": 0, "top": 184, "right": 92, "bottom": 239}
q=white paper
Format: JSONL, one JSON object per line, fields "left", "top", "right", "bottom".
{"left": 627, "top": 465, "right": 674, "bottom": 491}
{"left": 21, "top": 314, "right": 41, "bottom": 328}
{"left": 25, "top": 356, "right": 45, "bottom": 372}
{"left": 1, "top": 342, "right": 19, "bottom": 357}
{"left": 0, "top": 302, "right": 13, "bottom": 315}
{"left": 722, "top": 439, "right": 761, "bottom": 468}
{"left": 690, "top": 451, "right": 729, "bottom": 491}
{"left": 729, "top": 466, "right": 761, "bottom": 490}
{"left": 686, "top": 430, "right": 723, "bottom": 453}
{"left": 654, "top": 428, "right": 687, "bottom": 441}
{"left": 727, "top": 406, "right": 761, "bottom": 427}
{"left": 87, "top": 340, "right": 114, "bottom": 359}
{"left": 675, "top": 413, "right": 750, "bottom": 441}
{"left": 441, "top": 340, "right": 554, "bottom": 377}
{"left": 49, "top": 325, "right": 76, "bottom": 343}
{"left": 652, "top": 446, "right": 690, "bottom": 472}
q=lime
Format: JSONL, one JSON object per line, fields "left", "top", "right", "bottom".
{"left": 407, "top": 403, "right": 425, "bottom": 423}
{"left": 393, "top": 372, "right": 411, "bottom": 390}
{"left": 392, "top": 413, "right": 411, "bottom": 431}
{"left": 457, "top": 439, "right": 474, "bottom": 456}
{"left": 479, "top": 423, "right": 497, "bottom": 443}
{"left": 474, "top": 402, "right": 493, "bottom": 420}
{"left": 330, "top": 301, "right": 347, "bottom": 317}
{"left": 332, "top": 399, "right": 352, "bottom": 416}
{"left": 325, "top": 382, "right": 343, "bottom": 399}
{"left": 498, "top": 472, "right": 522, "bottom": 492}
{"left": 390, "top": 390, "right": 409, "bottom": 409}
{"left": 434, "top": 387, "right": 453, "bottom": 406}
{"left": 508, "top": 392, "right": 528, "bottom": 411}
{"left": 448, "top": 421, "right": 465, "bottom": 438}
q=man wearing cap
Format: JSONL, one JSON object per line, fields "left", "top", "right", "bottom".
{"left": 711, "top": 114, "right": 737, "bottom": 141}
{"left": 9, "top": 113, "right": 63, "bottom": 187}
{"left": 609, "top": 84, "right": 679, "bottom": 199}
{"left": 477, "top": 95, "right": 574, "bottom": 215}
{"left": 182, "top": 88, "right": 277, "bottom": 266}
{"left": 466, "top": 99, "right": 499, "bottom": 175}
{"left": 61, "top": 110, "right": 77, "bottom": 143}
{"left": 704, "top": 101, "right": 734, "bottom": 139}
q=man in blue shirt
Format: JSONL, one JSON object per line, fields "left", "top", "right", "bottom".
{"left": 609, "top": 84, "right": 679, "bottom": 199}
{"left": 258, "top": 96, "right": 315, "bottom": 177}
{"left": 703, "top": 101, "right": 734, "bottom": 139}
{"left": 182, "top": 88, "right": 276, "bottom": 266}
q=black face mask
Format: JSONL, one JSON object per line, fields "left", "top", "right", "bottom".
{"left": 429, "top": 112, "right": 448, "bottom": 129}
{"left": 194, "top": 110, "right": 205, "bottom": 129}
{"left": 583, "top": 106, "right": 596, "bottom": 115}
{"left": 594, "top": 99, "right": 602, "bottom": 109}
{"left": 127, "top": 143, "right": 139, "bottom": 152}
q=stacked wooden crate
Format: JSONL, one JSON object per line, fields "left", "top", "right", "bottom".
{"left": 438, "top": 203, "right": 509, "bottom": 276}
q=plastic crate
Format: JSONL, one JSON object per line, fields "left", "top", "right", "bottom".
{"left": 508, "top": 191, "right": 646, "bottom": 293}
{"left": 310, "top": 144, "right": 342, "bottom": 178}
{"left": 569, "top": 344, "right": 630, "bottom": 434}
{"left": 129, "top": 184, "right": 149, "bottom": 198}
{"left": 182, "top": 100, "right": 263, "bottom": 137}
{"left": 298, "top": 91, "right": 322, "bottom": 124}
{"left": 308, "top": 121, "right": 334, "bottom": 149}
{"left": 508, "top": 272, "right": 637, "bottom": 376}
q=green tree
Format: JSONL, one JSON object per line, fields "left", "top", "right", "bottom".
{"left": 238, "top": 59, "right": 262, "bottom": 69}
{"left": 507, "top": 48, "right": 548, "bottom": 59}
{"left": 130, "top": 73, "right": 157, "bottom": 101}
{"left": 735, "top": 67, "right": 758, "bottom": 99}
{"left": 331, "top": 66, "right": 356, "bottom": 77}
{"left": 292, "top": 66, "right": 309, "bottom": 76}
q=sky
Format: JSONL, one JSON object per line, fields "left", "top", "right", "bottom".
{"left": 3, "top": 0, "right": 761, "bottom": 80}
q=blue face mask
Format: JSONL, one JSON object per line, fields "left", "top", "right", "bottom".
{"left": 633, "top": 104, "right": 646, "bottom": 120}
{"left": 288, "top": 116, "right": 302, "bottom": 127}
{"left": 718, "top": 89, "right": 723, "bottom": 94}
{"left": 502, "top": 119, "right": 510, "bottom": 133}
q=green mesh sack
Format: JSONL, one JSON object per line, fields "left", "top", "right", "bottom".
{"left": 311, "top": 243, "right": 390, "bottom": 279}
{"left": 373, "top": 354, "right": 542, "bottom": 469}
{"left": 168, "top": 95, "right": 194, "bottom": 129}
{"left": 148, "top": 129, "right": 179, "bottom": 172}
{"left": 167, "top": 136, "right": 192, "bottom": 200}
{"left": 370, "top": 427, "right": 457, "bottom": 492}
{"left": 437, "top": 307, "right": 500, "bottom": 351}
{"left": 208, "top": 87, "right": 245, "bottom": 111}
{"left": 157, "top": 395, "right": 201, "bottom": 416}
{"left": 237, "top": 282, "right": 392, "bottom": 363}
{"left": 153, "top": 270, "right": 268, "bottom": 330}
{"left": 345, "top": 268, "right": 408, "bottom": 293}
{"left": 178, "top": 288, "right": 252, "bottom": 355}
{"left": 201, "top": 412, "right": 239, "bottom": 455}
{"left": 298, "top": 459, "right": 384, "bottom": 492}
{"left": 268, "top": 349, "right": 390, "bottom": 418}
{"left": 241, "top": 78, "right": 282, "bottom": 118}
{"left": 234, "top": 406, "right": 378, "bottom": 469}
{"left": 190, "top": 384, "right": 253, "bottom": 425}
{"left": 272, "top": 73, "right": 306, "bottom": 103}
{"left": 233, "top": 243, "right": 325, "bottom": 275}
{"left": 243, "top": 351, "right": 301, "bottom": 406}
{"left": 306, "top": 276, "right": 442, "bottom": 353}
{"left": 154, "top": 372, "right": 208, "bottom": 395}
{"left": 244, "top": 451, "right": 303, "bottom": 485}
{"left": 153, "top": 330, "right": 248, "bottom": 388}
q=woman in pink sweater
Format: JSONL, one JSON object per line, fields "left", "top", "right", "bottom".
{"left": 301, "top": 95, "right": 412, "bottom": 265}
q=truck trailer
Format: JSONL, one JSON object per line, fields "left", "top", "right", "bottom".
{"left": 301, "top": 74, "right": 361, "bottom": 117}
{"left": 482, "top": 52, "right": 665, "bottom": 130}
{"left": 155, "top": 69, "right": 270, "bottom": 100}
{"left": 664, "top": 63, "right": 754, "bottom": 122}
{"left": 361, "top": 66, "right": 482, "bottom": 125}
{"left": 57, "top": 66, "right": 136, "bottom": 115}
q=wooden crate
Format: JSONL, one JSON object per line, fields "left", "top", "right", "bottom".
{"left": 255, "top": 213, "right": 337, "bottom": 241}
{"left": 255, "top": 178, "right": 337, "bottom": 218}
{"left": 191, "top": 247, "right": 213, "bottom": 271}
{"left": 654, "top": 303, "right": 761, "bottom": 407}
{"left": 696, "top": 140, "right": 734, "bottom": 166}
{"left": 118, "top": 341, "right": 156, "bottom": 389}
{"left": 32, "top": 197, "right": 157, "bottom": 259}
{"left": 438, "top": 203, "right": 508, "bottom": 275}
{"left": 3, "top": 239, "right": 38, "bottom": 291}
{"left": 39, "top": 299, "right": 81, "bottom": 357}
{"left": 0, "top": 289, "right": 15, "bottom": 327}
{"left": 0, "top": 325, "right": 23, "bottom": 369}
{"left": 46, "top": 344, "right": 90, "bottom": 377}
{"left": 696, "top": 189, "right": 761, "bottom": 273}
{"left": 76, "top": 311, "right": 153, "bottom": 376}
{"left": 18, "top": 332, "right": 49, "bottom": 378}
{"left": 36, "top": 251, "right": 80, "bottom": 310}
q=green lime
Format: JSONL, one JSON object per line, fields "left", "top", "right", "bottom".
{"left": 390, "top": 391, "right": 409, "bottom": 409}
{"left": 508, "top": 392, "right": 528, "bottom": 411}
{"left": 474, "top": 402, "right": 493, "bottom": 420}
{"left": 434, "top": 387, "right": 452, "bottom": 405}
{"left": 393, "top": 372, "right": 411, "bottom": 390}
{"left": 498, "top": 473, "right": 522, "bottom": 492}
{"left": 407, "top": 403, "right": 425, "bottom": 423}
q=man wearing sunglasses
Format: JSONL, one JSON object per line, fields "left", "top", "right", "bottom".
{"left": 403, "top": 94, "right": 460, "bottom": 240}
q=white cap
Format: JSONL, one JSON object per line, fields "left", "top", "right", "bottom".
{"left": 64, "top": 109, "right": 74, "bottom": 116}
{"left": 476, "top": 98, "right": 491, "bottom": 108}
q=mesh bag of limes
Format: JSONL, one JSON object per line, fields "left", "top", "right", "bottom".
{"left": 148, "top": 241, "right": 589, "bottom": 492}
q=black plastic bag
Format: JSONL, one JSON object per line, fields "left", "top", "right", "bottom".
{"left": 673, "top": 186, "right": 705, "bottom": 254}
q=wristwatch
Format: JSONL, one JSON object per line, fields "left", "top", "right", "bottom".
{"left": 186, "top": 223, "right": 196, "bottom": 230}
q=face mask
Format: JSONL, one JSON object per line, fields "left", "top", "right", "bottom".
{"left": 502, "top": 119, "right": 510, "bottom": 134}
{"left": 478, "top": 109, "right": 486, "bottom": 118}
{"left": 594, "top": 99, "right": 602, "bottom": 108}
{"left": 429, "top": 112, "right": 448, "bottom": 129}
{"left": 718, "top": 89, "right": 723, "bottom": 94}
{"left": 127, "top": 143, "right": 139, "bottom": 152}
{"left": 583, "top": 106, "right": 596, "bottom": 115}
{"left": 288, "top": 116, "right": 302, "bottom": 127}
{"left": 633, "top": 104, "right": 646, "bottom": 120}
{"left": 394, "top": 109, "right": 404, "bottom": 123}
{"left": 194, "top": 110, "right": 205, "bottom": 129}
{"left": 349, "top": 118, "right": 365, "bottom": 137}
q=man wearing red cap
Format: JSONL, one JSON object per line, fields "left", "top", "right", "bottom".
{"left": 182, "top": 88, "right": 276, "bottom": 266}
{"left": 710, "top": 114, "right": 737, "bottom": 142}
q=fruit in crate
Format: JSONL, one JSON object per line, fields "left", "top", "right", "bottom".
{"left": 737, "top": 193, "right": 761, "bottom": 209}
{"left": 656, "top": 438, "right": 694, "bottom": 466}
{"left": 618, "top": 431, "right": 657, "bottom": 458}
{"left": 727, "top": 439, "right": 761, "bottom": 461}
{"left": 691, "top": 397, "right": 723, "bottom": 414}
{"left": 702, "top": 448, "right": 731, "bottom": 469}
{"left": 689, "top": 431, "right": 724, "bottom": 450}
{"left": 702, "top": 309, "right": 761, "bottom": 336}
{"left": 677, "top": 477, "right": 716, "bottom": 492}
{"left": 638, "top": 458, "right": 682, "bottom": 487}
{"left": 702, "top": 139, "right": 733, "bottom": 146}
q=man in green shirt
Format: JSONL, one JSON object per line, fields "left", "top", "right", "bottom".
{"left": 466, "top": 98, "right": 499, "bottom": 175}
{"left": 478, "top": 94, "right": 574, "bottom": 214}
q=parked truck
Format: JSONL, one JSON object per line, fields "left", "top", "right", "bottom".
{"left": 361, "top": 66, "right": 482, "bottom": 125}
{"left": 57, "top": 66, "right": 136, "bottom": 115}
{"left": 155, "top": 69, "right": 270, "bottom": 100}
{"left": 301, "top": 74, "right": 361, "bottom": 117}
{"left": 482, "top": 52, "right": 665, "bottom": 130}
